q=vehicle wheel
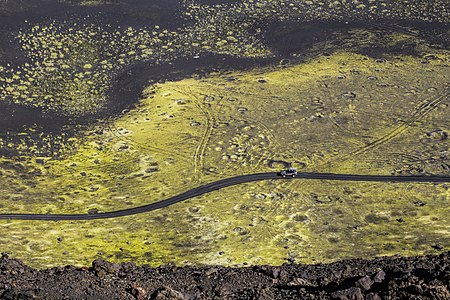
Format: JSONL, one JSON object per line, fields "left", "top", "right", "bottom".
{"left": 292, "top": 174, "right": 296, "bottom": 177}
{"left": 282, "top": 175, "right": 286, "bottom": 178}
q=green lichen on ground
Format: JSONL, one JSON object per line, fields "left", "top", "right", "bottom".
{"left": 0, "top": 0, "right": 449, "bottom": 269}
{"left": 0, "top": 41, "right": 449, "bottom": 268}
{"left": 2, "top": 0, "right": 448, "bottom": 116}
{"left": 182, "top": 0, "right": 449, "bottom": 24}
{"left": 0, "top": 21, "right": 182, "bottom": 117}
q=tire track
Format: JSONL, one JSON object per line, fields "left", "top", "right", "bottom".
{"left": 321, "top": 91, "right": 448, "bottom": 167}
{"left": 104, "top": 120, "right": 189, "bottom": 160}
{"left": 177, "top": 87, "right": 224, "bottom": 179}
{"left": 351, "top": 92, "right": 448, "bottom": 156}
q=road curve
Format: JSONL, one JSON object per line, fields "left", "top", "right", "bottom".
{"left": 1, "top": 172, "right": 449, "bottom": 221}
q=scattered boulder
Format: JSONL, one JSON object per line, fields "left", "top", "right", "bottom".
{"left": 131, "top": 283, "right": 147, "bottom": 300}
{"left": 0, "top": 252, "right": 448, "bottom": 299}
{"left": 91, "top": 258, "right": 120, "bottom": 276}
{"left": 356, "top": 275, "right": 373, "bottom": 291}
{"left": 150, "top": 287, "right": 186, "bottom": 300}
{"left": 331, "top": 287, "right": 363, "bottom": 300}
{"left": 366, "top": 293, "right": 382, "bottom": 300}
{"left": 431, "top": 244, "right": 444, "bottom": 250}
{"left": 373, "top": 270, "right": 386, "bottom": 283}
{"left": 287, "top": 277, "right": 317, "bottom": 287}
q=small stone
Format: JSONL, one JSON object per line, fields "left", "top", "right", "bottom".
{"left": 342, "top": 92, "right": 356, "bottom": 99}
{"left": 431, "top": 244, "right": 443, "bottom": 250}
{"left": 271, "top": 267, "right": 281, "bottom": 279}
{"left": 131, "top": 283, "right": 147, "bottom": 300}
{"left": 204, "top": 95, "right": 214, "bottom": 102}
{"left": 150, "top": 287, "right": 186, "bottom": 300}
{"left": 413, "top": 200, "right": 426, "bottom": 207}
{"left": 205, "top": 268, "right": 218, "bottom": 276}
{"left": 356, "top": 275, "right": 373, "bottom": 291}
{"left": 331, "top": 287, "right": 363, "bottom": 300}
{"left": 145, "top": 167, "right": 159, "bottom": 173}
{"left": 287, "top": 277, "right": 316, "bottom": 287}
{"left": 89, "top": 186, "right": 99, "bottom": 192}
{"left": 57, "top": 237, "right": 63, "bottom": 242}
{"left": 91, "top": 258, "right": 120, "bottom": 276}
{"left": 88, "top": 208, "right": 99, "bottom": 215}
{"left": 396, "top": 218, "right": 405, "bottom": 223}
{"left": 279, "top": 58, "right": 290, "bottom": 65}
{"left": 35, "top": 158, "right": 45, "bottom": 165}
{"left": 373, "top": 270, "right": 386, "bottom": 283}
{"left": 366, "top": 293, "right": 382, "bottom": 300}
{"left": 188, "top": 206, "right": 199, "bottom": 213}
{"left": 424, "top": 54, "right": 437, "bottom": 60}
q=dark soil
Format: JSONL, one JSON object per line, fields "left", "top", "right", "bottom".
{"left": 0, "top": 252, "right": 448, "bottom": 300}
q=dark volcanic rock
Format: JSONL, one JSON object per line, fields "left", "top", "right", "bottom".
{"left": 130, "top": 283, "right": 147, "bottom": 300}
{"left": 373, "top": 270, "right": 386, "bottom": 283}
{"left": 150, "top": 287, "right": 186, "bottom": 300}
{"left": 0, "top": 252, "right": 449, "bottom": 299}
{"left": 355, "top": 275, "right": 373, "bottom": 291}
{"left": 331, "top": 287, "right": 363, "bottom": 300}
{"left": 91, "top": 258, "right": 120, "bottom": 276}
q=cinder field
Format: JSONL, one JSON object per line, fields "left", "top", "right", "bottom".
{"left": 0, "top": 0, "right": 449, "bottom": 268}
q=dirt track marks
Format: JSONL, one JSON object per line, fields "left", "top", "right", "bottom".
{"left": 322, "top": 90, "right": 449, "bottom": 168}
{"left": 176, "top": 87, "right": 223, "bottom": 180}
{"left": 352, "top": 91, "right": 448, "bottom": 156}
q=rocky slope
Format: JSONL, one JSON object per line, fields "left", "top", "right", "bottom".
{"left": 0, "top": 251, "right": 448, "bottom": 299}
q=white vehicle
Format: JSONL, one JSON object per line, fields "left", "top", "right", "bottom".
{"left": 280, "top": 167, "right": 297, "bottom": 178}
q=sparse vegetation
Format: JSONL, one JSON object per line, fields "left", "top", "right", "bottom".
{"left": 0, "top": 0, "right": 449, "bottom": 268}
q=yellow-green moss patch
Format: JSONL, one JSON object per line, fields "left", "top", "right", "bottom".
{"left": 1, "top": 44, "right": 449, "bottom": 268}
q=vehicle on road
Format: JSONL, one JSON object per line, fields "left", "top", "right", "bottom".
{"left": 280, "top": 167, "right": 297, "bottom": 178}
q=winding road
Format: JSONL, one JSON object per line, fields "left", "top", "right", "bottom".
{"left": 0, "top": 172, "right": 449, "bottom": 221}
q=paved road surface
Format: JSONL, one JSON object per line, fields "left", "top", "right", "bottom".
{"left": 0, "top": 172, "right": 449, "bottom": 220}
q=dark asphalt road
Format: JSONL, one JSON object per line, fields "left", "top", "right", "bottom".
{"left": 0, "top": 172, "right": 449, "bottom": 221}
